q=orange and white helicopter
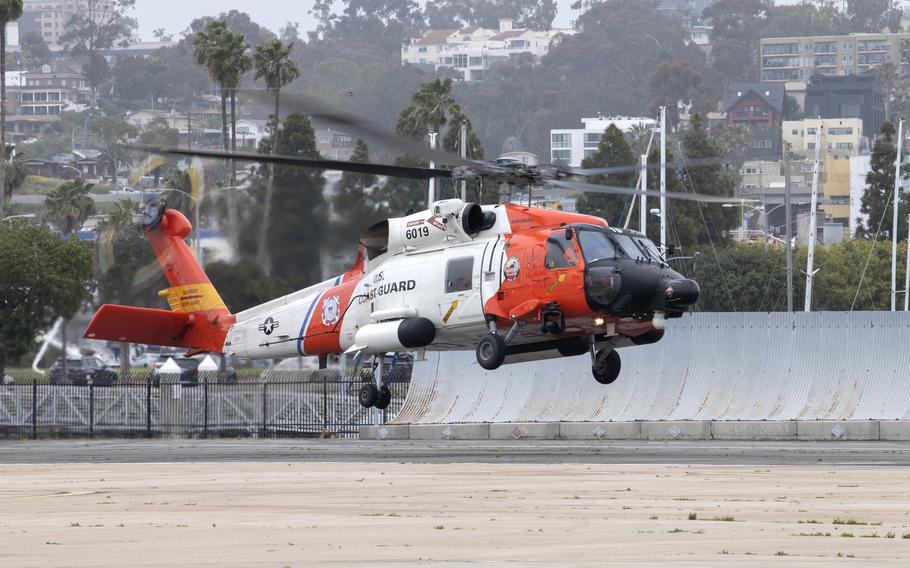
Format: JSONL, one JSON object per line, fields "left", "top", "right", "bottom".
{"left": 84, "top": 109, "right": 727, "bottom": 409}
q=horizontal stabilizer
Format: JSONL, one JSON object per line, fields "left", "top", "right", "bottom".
{"left": 84, "top": 305, "right": 191, "bottom": 347}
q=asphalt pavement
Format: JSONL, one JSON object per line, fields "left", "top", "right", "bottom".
{"left": 2, "top": 438, "right": 910, "bottom": 466}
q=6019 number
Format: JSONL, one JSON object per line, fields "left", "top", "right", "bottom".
{"left": 405, "top": 226, "right": 430, "bottom": 239}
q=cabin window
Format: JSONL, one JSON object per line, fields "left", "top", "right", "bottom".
{"left": 445, "top": 257, "right": 474, "bottom": 293}
{"left": 545, "top": 235, "right": 579, "bottom": 269}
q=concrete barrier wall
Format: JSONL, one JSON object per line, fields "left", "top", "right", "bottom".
{"left": 391, "top": 312, "right": 910, "bottom": 425}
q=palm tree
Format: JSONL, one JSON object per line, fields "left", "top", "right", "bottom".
{"left": 253, "top": 38, "right": 299, "bottom": 272}
{"left": 193, "top": 20, "right": 233, "bottom": 152}
{"left": 398, "top": 78, "right": 483, "bottom": 157}
{"left": 43, "top": 177, "right": 95, "bottom": 380}
{"left": 0, "top": 0, "right": 23, "bottom": 223}
{"left": 43, "top": 178, "right": 96, "bottom": 237}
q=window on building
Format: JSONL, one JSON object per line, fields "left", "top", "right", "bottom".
{"left": 445, "top": 257, "right": 474, "bottom": 293}
{"left": 453, "top": 54, "right": 467, "bottom": 68}
{"left": 583, "top": 149, "right": 596, "bottom": 159}
{"left": 792, "top": 129, "right": 799, "bottom": 135}
{"left": 808, "top": 142, "right": 816, "bottom": 149}
{"left": 583, "top": 132, "right": 601, "bottom": 147}
{"left": 807, "top": 128, "right": 817, "bottom": 135}
{"left": 551, "top": 133, "right": 571, "bottom": 149}
{"left": 551, "top": 149, "right": 571, "bottom": 161}
{"left": 839, "top": 103, "right": 861, "bottom": 117}
{"left": 468, "top": 56, "right": 482, "bottom": 66}
{"left": 835, "top": 142, "right": 854, "bottom": 150}
{"left": 741, "top": 167, "right": 761, "bottom": 175}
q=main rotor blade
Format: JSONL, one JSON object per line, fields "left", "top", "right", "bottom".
{"left": 240, "top": 89, "right": 475, "bottom": 168}
{"left": 570, "top": 157, "right": 727, "bottom": 177}
{"left": 546, "top": 179, "right": 749, "bottom": 205}
{"left": 129, "top": 145, "right": 453, "bottom": 180}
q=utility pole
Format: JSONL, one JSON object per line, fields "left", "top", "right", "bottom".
{"left": 784, "top": 144, "right": 793, "bottom": 312}
{"left": 460, "top": 120, "right": 467, "bottom": 201}
{"left": 891, "top": 119, "right": 904, "bottom": 311}
{"left": 659, "top": 106, "right": 667, "bottom": 256}
{"left": 739, "top": 199, "right": 746, "bottom": 242}
{"left": 639, "top": 153, "right": 648, "bottom": 234}
{"left": 905, "top": 212, "right": 910, "bottom": 311}
{"left": 428, "top": 131, "right": 438, "bottom": 204}
{"left": 804, "top": 127, "right": 822, "bottom": 312}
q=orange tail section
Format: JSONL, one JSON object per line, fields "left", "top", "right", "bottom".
{"left": 84, "top": 208, "right": 234, "bottom": 353}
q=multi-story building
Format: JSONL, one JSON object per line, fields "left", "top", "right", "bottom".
{"left": 804, "top": 73, "right": 886, "bottom": 137}
{"left": 738, "top": 158, "right": 816, "bottom": 241}
{"left": 550, "top": 115, "right": 657, "bottom": 167}
{"left": 2, "top": 63, "right": 89, "bottom": 141}
{"left": 821, "top": 155, "right": 851, "bottom": 238}
{"left": 760, "top": 33, "right": 909, "bottom": 83}
{"left": 316, "top": 129, "right": 354, "bottom": 161}
{"left": 402, "top": 19, "right": 576, "bottom": 82}
{"left": 783, "top": 118, "right": 868, "bottom": 159}
{"left": 22, "top": 0, "right": 115, "bottom": 51}
{"left": 722, "top": 82, "right": 785, "bottom": 160}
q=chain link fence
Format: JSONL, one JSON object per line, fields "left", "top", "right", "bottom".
{"left": 0, "top": 366, "right": 410, "bottom": 439}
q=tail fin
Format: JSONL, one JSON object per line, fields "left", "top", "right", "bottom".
{"left": 85, "top": 207, "right": 234, "bottom": 354}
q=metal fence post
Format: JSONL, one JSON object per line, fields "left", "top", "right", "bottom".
{"left": 31, "top": 378, "right": 37, "bottom": 440}
{"left": 203, "top": 376, "right": 209, "bottom": 438}
{"left": 89, "top": 383, "right": 94, "bottom": 437}
{"left": 146, "top": 379, "right": 152, "bottom": 437}
{"left": 261, "top": 382, "right": 268, "bottom": 437}
{"left": 322, "top": 375, "right": 328, "bottom": 431}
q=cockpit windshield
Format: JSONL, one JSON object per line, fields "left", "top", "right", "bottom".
{"left": 578, "top": 229, "right": 665, "bottom": 265}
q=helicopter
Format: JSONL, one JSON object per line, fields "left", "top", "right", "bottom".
{"left": 84, "top": 95, "right": 729, "bottom": 409}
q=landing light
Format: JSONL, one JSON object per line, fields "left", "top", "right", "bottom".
{"left": 593, "top": 317, "right": 605, "bottom": 326}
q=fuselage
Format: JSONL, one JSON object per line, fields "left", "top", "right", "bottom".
{"left": 222, "top": 199, "right": 698, "bottom": 364}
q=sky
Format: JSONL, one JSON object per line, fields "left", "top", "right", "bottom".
{"left": 131, "top": 0, "right": 581, "bottom": 42}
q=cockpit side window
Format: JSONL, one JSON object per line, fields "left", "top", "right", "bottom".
{"left": 577, "top": 230, "right": 617, "bottom": 263}
{"left": 545, "top": 234, "right": 579, "bottom": 269}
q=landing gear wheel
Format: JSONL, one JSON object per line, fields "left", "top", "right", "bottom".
{"left": 592, "top": 348, "right": 621, "bottom": 385}
{"left": 476, "top": 332, "right": 507, "bottom": 370}
{"left": 375, "top": 386, "right": 392, "bottom": 410}
{"left": 358, "top": 383, "right": 379, "bottom": 408}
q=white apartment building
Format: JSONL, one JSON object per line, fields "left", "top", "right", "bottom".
{"left": 401, "top": 19, "right": 576, "bottom": 82}
{"left": 23, "top": 0, "right": 115, "bottom": 51}
{"left": 550, "top": 115, "right": 657, "bottom": 167}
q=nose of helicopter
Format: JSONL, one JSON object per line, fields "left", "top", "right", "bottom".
{"left": 662, "top": 278, "right": 700, "bottom": 309}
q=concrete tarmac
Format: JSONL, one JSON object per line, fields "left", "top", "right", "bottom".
{"left": 3, "top": 440, "right": 910, "bottom": 567}
{"left": 2, "top": 438, "right": 910, "bottom": 466}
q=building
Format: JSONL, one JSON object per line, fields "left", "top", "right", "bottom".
{"left": 550, "top": 115, "right": 656, "bottom": 167}
{"left": 760, "top": 32, "right": 910, "bottom": 83}
{"left": 804, "top": 74, "right": 886, "bottom": 137}
{"left": 658, "top": 0, "right": 713, "bottom": 49}
{"left": 820, "top": 155, "right": 851, "bottom": 239}
{"left": 738, "top": 158, "right": 817, "bottom": 241}
{"left": 402, "top": 19, "right": 576, "bottom": 82}
{"left": 22, "top": 0, "right": 116, "bottom": 51}
{"left": 783, "top": 118, "right": 867, "bottom": 159}
{"left": 722, "top": 82, "right": 785, "bottom": 160}
{"left": 316, "top": 129, "right": 354, "bottom": 161}
{"left": 850, "top": 154, "right": 871, "bottom": 235}
{"left": 3, "top": 63, "right": 89, "bottom": 142}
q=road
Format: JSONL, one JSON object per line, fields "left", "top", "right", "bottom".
{"left": 3, "top": 438, "right": 910, "bottom": 466}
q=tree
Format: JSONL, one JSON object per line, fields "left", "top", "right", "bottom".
{"left": 648, "top": 59, "right": 716, "bottom": 120}
{"left": 247, "top": 113, "right": 327, "bottom": 288}
{"left": 0, "top": 0, "right": 21, "bottom": 225}
{"left": 0, "top": 222, "right": 92, "bottom": 378}
{"left": 669, "top": 114, "right": 739, "bottom": 251}
{"left": 397, "top": 78, "right": 483, "bottom": 156}
{"left": 59, "top": 0, "right": 137, "bottom": 107}
{"left": 330, "top": 139, "right": 382, "bottom": 253}
{"left": 575, "top": 124, "right": 637, "bottom": 226}
{"left": 194, "top": 20, "right": 235, "bottom": 152}
{"left": 846, "top": 0, "right": 902, "bottom": 33}
{"left": 703, "top": 0, "right": 772, "bottom": 81}
{"left": 111, "top": 54, "right": 168, "bottom": 103}
{"left": 205, "top": 260, "right": 291, "bottom": 313}
{"left": 0, "top": 146, "right": 25, "bottom": 221}
{"left": 139, "top": 117, "right": 179, "bottom": 146}
{"left": 189, "top": 10, "right": 276, "bottom": 48}
{"left": 43, "top": 178, "right": 96, "bottom": 237}
{"left": 19, "top": 29, "right": 51, "bottom": 68}
{"left": 425, "top": 0, "right": 557, "bottom": 30}
{"left": 856, "top": 121, "right": 910, "bottom": 240}
{"left": 688, "top": 243, "right": 790, "bottom": 311}
{"left": 89, "top": 116, "right": 138, "bottom": 186}
{"left": 253, "top": 38, "right": 300, "bottom": 272}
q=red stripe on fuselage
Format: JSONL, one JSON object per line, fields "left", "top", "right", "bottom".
{"left": 302, "top": 278, "right": 359, "bottom": 355}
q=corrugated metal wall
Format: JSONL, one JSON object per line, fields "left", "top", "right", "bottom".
{"left": 392, "top": 312, "right": 910, "bottom": 424}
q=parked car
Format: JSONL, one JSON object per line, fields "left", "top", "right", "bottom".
{"left": 49, "top": 357, "right": 117, "bottom": 386}
{"left": 150, "top": 356, "right": 237, "bottom": 387}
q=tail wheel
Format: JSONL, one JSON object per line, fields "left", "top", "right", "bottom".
{"left": 592, "top": 348, "right": 621, "bottom": 385}
{"left": 375, "top": 386, "right": 392, "bottom": 410}
{"left": 476, "top": 333, "right": 507, "bottom": 370}
{"left": 358, "top": 384, "right": 379, "bottom": 408}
